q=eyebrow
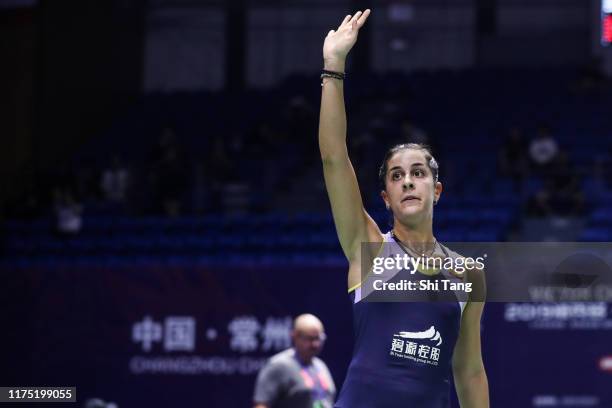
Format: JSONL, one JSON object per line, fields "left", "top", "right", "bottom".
{"left": 388, "top": 163, "right": 426, "bottom": 172}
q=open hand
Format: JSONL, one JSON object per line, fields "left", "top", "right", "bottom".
{"left": 323, "top": 9, "right": 371, "bottom": 68}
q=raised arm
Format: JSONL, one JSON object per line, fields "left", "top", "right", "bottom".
{"left": 319, "top": 10, "right": 382, "bottom": 286}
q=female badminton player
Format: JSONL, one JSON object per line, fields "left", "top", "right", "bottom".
{"left": 319, "top": 9, "right": 489, "bottom": 407}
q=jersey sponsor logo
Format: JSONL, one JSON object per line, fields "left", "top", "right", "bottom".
{"left": 389, "top": 325, "right": 442, "bottom": 366}
{"left": 395, "top": 325, "right": 442, "bottom": 346}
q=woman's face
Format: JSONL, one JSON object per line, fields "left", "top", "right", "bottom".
{"left": 381, "top": 149, "right": 442, "bottom": 224}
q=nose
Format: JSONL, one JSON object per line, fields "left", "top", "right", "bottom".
{"left": 403, "top": 175, "right": 415, "bottom": 190}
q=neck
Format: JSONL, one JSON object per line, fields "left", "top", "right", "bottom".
{"left": 294, "top": 349, "right": 312, "bottom": 365}
{"left": 392, "top": 220, "right": 435, "bottom": 255}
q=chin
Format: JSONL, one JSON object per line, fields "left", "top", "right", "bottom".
{"left": 398, "top": 204, "right": 424, "bottom": 215}
{"left": 396, "top": 208, "right": 427, "bottom": 223}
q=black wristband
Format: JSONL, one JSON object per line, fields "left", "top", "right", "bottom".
{"left": 321, "top": 69, "right": 346, "bottom": 81}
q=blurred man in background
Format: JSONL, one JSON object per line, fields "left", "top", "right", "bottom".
{"left": 253, "top": 314, "right": 335, "bottom": 408}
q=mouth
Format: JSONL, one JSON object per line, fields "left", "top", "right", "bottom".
{"left": 401, "top": 195, "right": 420, "bottom": 203}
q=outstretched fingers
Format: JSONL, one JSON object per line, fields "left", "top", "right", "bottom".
{"left": 355, "top": 9, "right": 371, "bottom": 28}
{"left": 337, "top": 14, "right": 351, "bottom": 30}
{"left": 330, "top": 9, "right": 371, "bottom": 37}
{"left": 349, "top": 10, "right": 363, "bottom": 25}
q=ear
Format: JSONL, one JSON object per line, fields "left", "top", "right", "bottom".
{"left": 381, "top": 190, "right": 390, "bottom": 210}
{"left": 434, "top": 181, "right": 443, "bottom": 204}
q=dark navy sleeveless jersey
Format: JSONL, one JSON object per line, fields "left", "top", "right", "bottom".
{"left": 335, "top": 232, "right": 466, "bottom": 408}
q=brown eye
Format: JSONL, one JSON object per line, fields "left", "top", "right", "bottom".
{"left": 413, "top": 169, "right": 425, "bottom": 177}
{"left": 391, "top": 172, "right": 402, "bottom": 180}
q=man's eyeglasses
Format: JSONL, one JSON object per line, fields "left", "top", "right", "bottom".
{"left": 298, "top": 333, "right": 327, "bottom": 342}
